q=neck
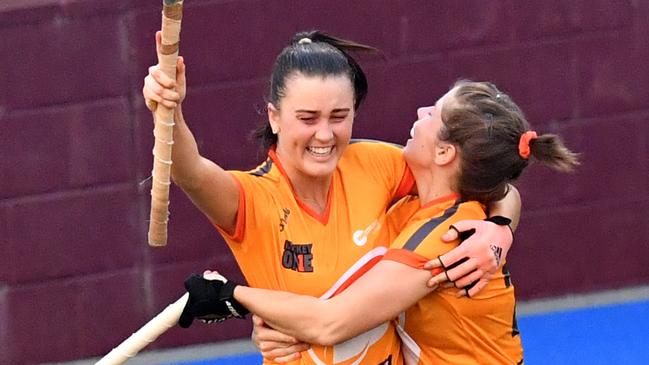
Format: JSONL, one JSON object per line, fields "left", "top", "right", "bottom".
{"left": 293, "top": 177, "right": 331, "bottom": 214}
{"left": 411, "top": 168, "right": 456, "bottom": 206}
{"left": 275, "top": 154, "right": 332, "bottom": 214}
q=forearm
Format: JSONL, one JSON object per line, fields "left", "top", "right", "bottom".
{"left": 164, "top": 105, "right": 206, "bottom": 190}
{"left": 234, "top": 286, "right": 342, "bottom": 346}
{"left": 488, "top": 184, "right": 521, "bottom": 231}
{"left": 234, "top": 261, "right": 430, "bottom": 346}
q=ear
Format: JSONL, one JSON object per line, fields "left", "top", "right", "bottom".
{"left": 267, "top": 102, "right": 280, "bottom": 134}
{"left": 434, "top": 142, "right": 457, "bottom": 166}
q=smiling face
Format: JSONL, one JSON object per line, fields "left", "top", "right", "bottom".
{"left": 268, "top": 73, "right": 355, "bottom": 181}
{"left": 403, "top": 87, "right": 457, "bottom": 171}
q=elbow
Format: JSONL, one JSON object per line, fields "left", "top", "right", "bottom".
{"left": 170, "top": 158, "right": 209, "bottom": 192}
{"left": 170, "top": 173, "right": 196, "bottom": 191}
{"left": 310, "top": 318, "right": 349, "bottom": 346}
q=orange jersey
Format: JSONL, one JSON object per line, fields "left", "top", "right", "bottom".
{"left": 304, "top": 247, "right": 403, "bottom": 365}
{"left": 383, "top": 195, "right": 524, "bottom": 365}
{"left": 218, "top": 140, "right": 413, "bottom": 365}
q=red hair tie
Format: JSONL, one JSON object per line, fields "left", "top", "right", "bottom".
{"left": 518, "top": 131, "right": 537, "bottom": 159}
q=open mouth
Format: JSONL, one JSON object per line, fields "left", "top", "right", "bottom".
{"left": 307, "top": 146, "right": 334, "bottom": 157}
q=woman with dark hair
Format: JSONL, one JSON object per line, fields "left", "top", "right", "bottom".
{"left": 143, "top": 29, "right": 522, "bottom": 363}
{"left": 181, "top": 80, "right": 579, "bottom": 364}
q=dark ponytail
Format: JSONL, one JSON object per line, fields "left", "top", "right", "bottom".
{"left": 252, "top": 30, "right": 376, "bottom": 152}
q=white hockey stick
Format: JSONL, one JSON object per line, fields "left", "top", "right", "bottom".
{"left": 95, "top": 293, "right": 189, "bottom": 365}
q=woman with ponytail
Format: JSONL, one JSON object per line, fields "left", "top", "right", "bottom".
{"left": 181, "top": 80, "right": 579, "bottom": 364}
{"left": 143, "top": 29, "right": 524, "bottom": 363}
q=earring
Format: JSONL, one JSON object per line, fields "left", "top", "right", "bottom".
{"left": 272, "top": 126, "right": 280, "bottom": 134}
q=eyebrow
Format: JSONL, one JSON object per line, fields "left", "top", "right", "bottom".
{"left": 294, "top": 108, "right": 351, "bottom": 113}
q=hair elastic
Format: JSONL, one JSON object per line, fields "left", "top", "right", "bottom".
{"left": 518, "top": 131, "right": 537, "bottom": 159}
{"left": 298, "top": 37, "right": 312, "bottom": 44}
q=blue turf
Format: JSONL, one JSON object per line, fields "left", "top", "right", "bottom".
{"left": 168, "top": 353, "right": 261, "bottom": 365}
{"left": 165, "top": 299, "right": 649, "bottom": 365}
{"left": 518, "top": 299, "right": 649, "bottom": 365}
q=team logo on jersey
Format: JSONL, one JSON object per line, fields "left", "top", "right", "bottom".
{"left": 353, "top": 220, "right": 381, "bottom": 246}
{"left": 282, "top": 240, "right": 313, "bottom": 272}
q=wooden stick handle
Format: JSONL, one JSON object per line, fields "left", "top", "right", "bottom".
{"left": 148, "top": 0, "right": 184, "bottom": 246}
{"left": 95, "top": 294, "right": 189, "bottom": 365}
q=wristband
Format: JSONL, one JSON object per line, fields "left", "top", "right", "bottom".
{"left": 485, "top": 215, "right": 513, "bottom": 235}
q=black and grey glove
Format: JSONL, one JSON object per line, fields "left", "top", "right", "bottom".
{"left": 178, "top": 273, "right": 249, "bottom": 328}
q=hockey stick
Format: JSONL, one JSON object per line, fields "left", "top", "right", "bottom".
{"left": 95, "top": 294, "right": 189, "bottom": 365}
{"left": 148, "top": 0, "right": 184, "bottom": 246}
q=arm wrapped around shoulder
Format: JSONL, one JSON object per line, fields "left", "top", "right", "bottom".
{"left": 178, "top": 273, "right": 249, "bottom": 328}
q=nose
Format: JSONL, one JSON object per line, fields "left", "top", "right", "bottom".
{"left": 417, "top": 107, "right": 426, "bottom": 119}
{"left": 314, "top": 120, "right": 334, "bottom": 141}
{"left": 417, "top": 106, "right": 434, "bottom": 119}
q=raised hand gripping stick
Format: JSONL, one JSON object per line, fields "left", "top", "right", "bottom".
{"left": 148, "top": 0, "right": 184, "bottom": 246}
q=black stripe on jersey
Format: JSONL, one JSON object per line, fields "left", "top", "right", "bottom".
{"left": 402, "top": 202, "right": 459, "bottom": 251}
{"left": 349, "top": 138, "right": 404, "bottom": 149}
{"left": 250, "top": 158, "right": 273, "bottom": 177}
{"left": 503, "top": 264, "right": 512, "bottom": 288}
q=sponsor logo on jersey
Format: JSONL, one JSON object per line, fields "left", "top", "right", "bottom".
{"left": 279, "top": 207, "right": 290, "bottom": 232}
{"left": 353, "top": 220, "right": 381, "bottom": 246}
{"left": 282, "top": 240, "right": 313, "bottom": 272}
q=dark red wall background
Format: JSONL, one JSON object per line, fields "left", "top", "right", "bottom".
{"left": 1, "top": 1, "right": 648, "bottom": 364}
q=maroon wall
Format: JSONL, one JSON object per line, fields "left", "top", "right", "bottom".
{"left": 1, "top": 0, "right": 648, "bottom": 364}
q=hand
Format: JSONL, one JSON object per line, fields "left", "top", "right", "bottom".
{"left": 178, "top": 270, "right": 248, "bottom": 328}
{"left": 425, "top": 218, "right": 513, "bottom": 297}
{"left": 252, "top": 315, "right": 309, "bottom": 363}
{"left": 142, "top": 31, "right": 186, "bottom": 111}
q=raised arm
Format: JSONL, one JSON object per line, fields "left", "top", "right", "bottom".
{"left": 143, "top": 32, "right": 239, "bottom": 232}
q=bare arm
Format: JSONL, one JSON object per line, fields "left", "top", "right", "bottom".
{"left": 487, "top": 184, "right": 521, "bottom": 231}
{"left": 234, "top": 260, "right": 432, "bottom": 346}
{"left": 143, "top": 32, "right": 239, "bottom": 232}
{"left": 168, "top": 105, "right": 239, "bottom": 231}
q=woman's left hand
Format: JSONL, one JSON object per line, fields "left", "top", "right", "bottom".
{"left": 424, "top": 219, "right": 513, "bottom": 297}
{"left": 252, "top": 315, "right": 310, "bottom": 363}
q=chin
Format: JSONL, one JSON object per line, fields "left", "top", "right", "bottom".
{"left": 303, "top": 159, "right": 339, "bottom": 179}
{"left": 403, "top": 145, "right": 413, "bottom": 160}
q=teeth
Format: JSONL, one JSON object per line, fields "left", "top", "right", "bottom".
{"left": 308, "top": 146, "right": 333, "bottom": 155}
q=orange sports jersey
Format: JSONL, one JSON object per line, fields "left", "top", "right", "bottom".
{"left": 217, "top": 140, "right": 413, "bottom": 365}
{"left": 304, "top": 247, "right": 403, "bottom": 365}
{"left": 383, "top": 195, "right": 524, "bottom": 365}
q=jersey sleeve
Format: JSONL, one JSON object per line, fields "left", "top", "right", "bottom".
{"left": 213, "top": 170, "right": 277, "bottom": 243}
{"left": 348, "top": 140, "right": 415, "bottom": 200}
{"left": 383, "top": 202, "right": 486, "bottom": 269}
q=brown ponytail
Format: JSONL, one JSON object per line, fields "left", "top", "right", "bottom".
{"left": 528, "top": 134, "right": 580, "bottom": 172}
{"left": 439, "top": 80, "right": 580, "bottom": 205}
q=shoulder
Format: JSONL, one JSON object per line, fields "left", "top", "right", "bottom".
{"left": 455, "top": 201, "right": 486, "bottom": 220}
{"left": 340, "top": 139, "right": 405, "bottom": 169}
{"left": 346, "top": 139, "right": 404, "bottom": 156}
{"left": 230, "top": 158, "right": 281, "bottom": 184}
